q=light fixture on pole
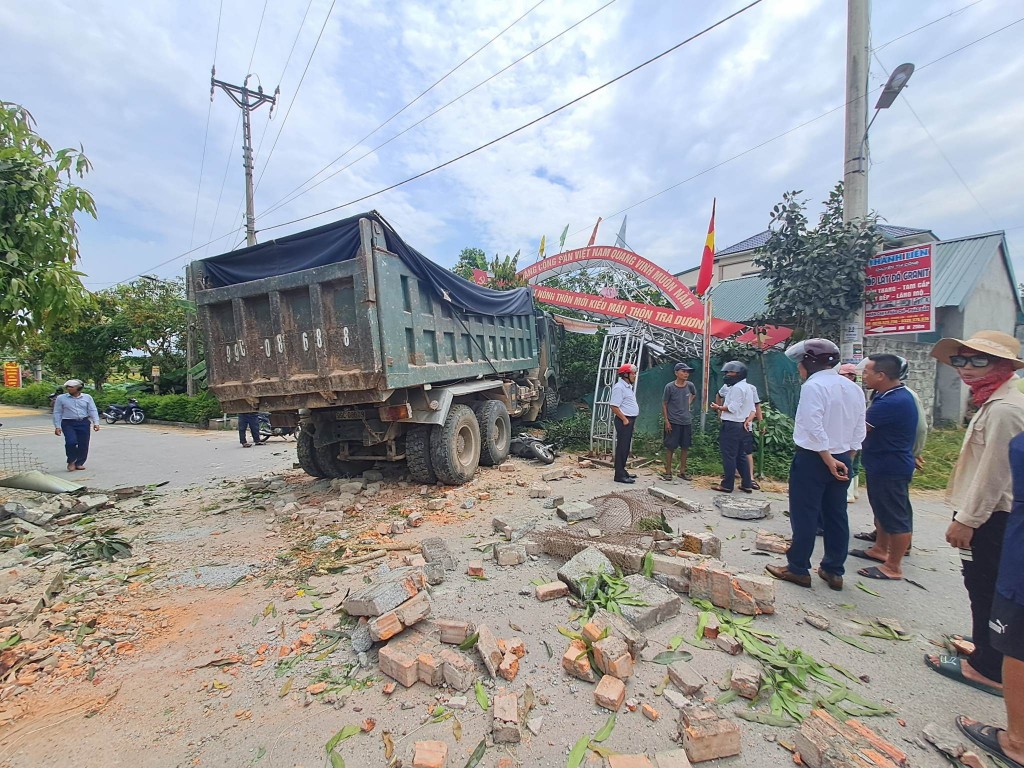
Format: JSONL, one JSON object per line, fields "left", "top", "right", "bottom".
{"left": 866, "top": 63, "right": 914, "bottom": 133}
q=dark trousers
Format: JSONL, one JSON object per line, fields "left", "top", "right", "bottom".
{"left": 613, "top": 416, "right": 636, "bottom": 480}
{"left": 238, "top": 413, "right": 261, "bottom": 445}
{"left": 787, "top": 449, "right": 852, "bottom": 576}
{"left": 718, "top": 421, "right": 752, "bottom": 492}
{"left": 963, "top": 510, "right": 1008, "bottom": 682}
{"left": 61, "top": 419, "right": 91, "bottom": 467}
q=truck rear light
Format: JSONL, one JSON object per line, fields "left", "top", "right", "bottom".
{"left": 379, "top": 403, "right": 413, "bottom": 422}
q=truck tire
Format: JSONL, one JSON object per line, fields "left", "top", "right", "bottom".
{"left": 541, "top": 387, "right": 559, "bottom": 420}
{"left": 429, "top": 404, "right": 481, "bottom": 485}
{"left": 316, "top": 443, "right": 371, "bottom": 478}
{"left": 296, "top": 427, "right": 327, "bottom": 478}
{"left": 474, "top": 401, "right": 511, "bottom": 466}
{"left": 405, "top": 424, "right": 437, "bottom": 484}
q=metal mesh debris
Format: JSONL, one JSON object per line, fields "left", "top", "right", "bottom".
{"left": 0, "top": 435, "right": 44, "bottom": 481}
{"left": 589, "top": 490, "right": 674, "bottom": 534}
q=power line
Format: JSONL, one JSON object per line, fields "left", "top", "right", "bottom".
{"left": 259, "top": 0, "right": 767, "bottom": 234}
{"left": 259, "top": 0, "right": 617, "bottom": 220}
{"left": 261, "top": 0, "right": 550, "bottom": 216}
{"left": 202, "top": 0, "right": 270, "bottom": 256}
{"left": 253, "top": 0, "right": 337, "bottom": 193}
{"left": 872, "top": 51, "right": 996, "bottom": 227}
{"left": 187, "top": 0, "right": 224, "bottom": 249}
{"left": 873, "top": 0, "right": 984, "bottom": 52}
{"left": 105, "top": 11, "right": 1021, "bottom": 288}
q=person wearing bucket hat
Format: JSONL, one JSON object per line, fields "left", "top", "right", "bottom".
{"left": 925, "top": 330, "right": 1024, "bottom": 698}
{"left": 662, "top": 362, "right": 697, "bottom": 481}
{"left": 52, "top": 379, "right": 100, "bottom": 472}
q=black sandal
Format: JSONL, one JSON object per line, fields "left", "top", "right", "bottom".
{"left": 956, "top": 716, "right": 1024, "bottom": 768}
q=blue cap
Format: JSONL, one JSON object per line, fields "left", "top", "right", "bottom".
{"left": 674, "top": 362, "right": 693, "bottom": 372}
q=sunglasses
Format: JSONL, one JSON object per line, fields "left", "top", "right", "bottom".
{"left": 949, "top": 354, "right": 992, "bottom": 369}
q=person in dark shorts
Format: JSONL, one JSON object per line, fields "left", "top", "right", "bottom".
{"left": 955, "top": 431, "right": 1024, "bottom": 768}
{"left": 851, "top": 354, "right": 918, "bottom": 582}
{"left": 662, "top": 363, "right": 696, "bottom": 481}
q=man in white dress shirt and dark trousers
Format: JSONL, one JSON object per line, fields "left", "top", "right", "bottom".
{"left": 767, "top": 339, "right": 866, "bottom": 590}
{"left": 52, "top": 378, "right": 101, "bottom": 472}
{"left": 608, "top": 363, "right": 640, "bottom": 484}
{"left": 710, "top": 361, "right": 757, "bottom": 493}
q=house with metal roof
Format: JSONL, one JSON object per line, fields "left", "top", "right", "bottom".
{"left": 678, "top": 227, "right": 1021, "bottom": 424}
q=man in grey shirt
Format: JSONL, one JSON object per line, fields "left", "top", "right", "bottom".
{"left": 663, "top": 363, "right": 697, "bottom": 481}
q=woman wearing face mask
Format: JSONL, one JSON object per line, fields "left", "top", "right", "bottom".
{"left": 926, "top": 331, "right": 1024, "bottom": 698}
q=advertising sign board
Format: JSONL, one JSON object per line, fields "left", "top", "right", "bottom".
{"left": 864, "top": 244, "right": 934, "bottom": 336}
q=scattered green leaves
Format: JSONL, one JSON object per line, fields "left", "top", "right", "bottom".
{"left": 463, "top": 738, "right": 486, "bottom": 768}
{"left": 592, "top": 715, "right": 616, "bottom": 743}
{"left": 856, "top": 582, "right": 881, "bottom": 597}
{"left": 578, "top": 571, "right": 648, "bottom": 618}
{"left": 459, "top": 632, "right": 480, "bottom": 651}
{"left": 474, "top": 680, "right": 490, "bottom": 711}
{"left": 567, "top": 734, "right": 590, "bottom": 768}
{"left": 650, "top": 650, "right": 693, "bottom": 665}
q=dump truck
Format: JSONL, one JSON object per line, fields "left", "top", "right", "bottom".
{"left": 191, "top": 212, "right": 559, "bottom": 484}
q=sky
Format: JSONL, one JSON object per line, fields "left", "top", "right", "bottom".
{"left": 2, "top": 0, "right": 1022, "bottom": 291}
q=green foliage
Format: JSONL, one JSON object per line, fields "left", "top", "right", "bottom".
{"left": 914, "top": 427, "right": 963, "bottom": 490}
{"left": 451, "top": 247, "right": 487, "bottom": 280}
{"left": 0, "top": 385, "right": 223, "bottom": 424}
{"left": 711, "top": 340, "right": 759, "bottom": 365}
{"left": 578, "top": 571, "right": 648, "bottom": 618}
{"left": 541, "top": 409, "right": 591, "bottom": 449}
{"left": 753, "top": 184, "right": 882, "bottom": 338}
{"left": 487, "top": 250, "right": 526, "bottom": 289}
{"left": 107, "top": 277, "right": 189, "bottom": 358}
{"left": 555, "top": 331, "right": 604, "bottom": 403}
{"left": 0, "top": 102, "right": 96, "bottom": 348}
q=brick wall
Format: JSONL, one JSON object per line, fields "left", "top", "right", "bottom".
{"left": 863, "top": 338, "right": 936, "bottom": 426}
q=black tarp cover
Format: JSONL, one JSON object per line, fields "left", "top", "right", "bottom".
{"left": 197, "top": 211, "right": 534, "bottom": 317}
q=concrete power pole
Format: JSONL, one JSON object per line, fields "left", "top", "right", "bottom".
{"left": 841, "top": 0, "right": 870, "bottom": 364}
{"left": 211, "top": 71, "right": 278, "bottom": 247}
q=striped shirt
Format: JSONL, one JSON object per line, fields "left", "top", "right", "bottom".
{"left": 53, "top": 393, "right": 100, "bottom": 427}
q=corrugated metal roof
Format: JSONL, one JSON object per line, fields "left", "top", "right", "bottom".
{"left": 708, "top": 231, "right": 1019, "bottom": 319}
{"left": 709, "top": 274, "right": 772, "bottom": 322}
{"left": 716, "top": 224, "right": 933, "bottom": 257}
{"left": 933, "top": 232, "right": 1013, "bottom": 310}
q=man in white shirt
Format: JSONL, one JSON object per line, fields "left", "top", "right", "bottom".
{"left": 52, "top": 378, "right": 101, "bottom": 472}
{"left": 608, "top": 363, "right": 640, "bottom": 484}
{"left": 766, "top": 339, "right": 865, "bottom": 591}
{"left": 710, "top": 361, "right": 756, "bottom": 493}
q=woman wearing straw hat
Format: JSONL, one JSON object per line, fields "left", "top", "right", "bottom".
{"left": 926, "top": 330, "right": 1024, "bottom": 698}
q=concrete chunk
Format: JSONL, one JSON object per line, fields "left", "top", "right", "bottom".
{"left": 617, "top": 575, "right": 681, "bottom": 631}
{"left": 557, "top": 546, "right": 614, "bottom": 598}
{"left": 529, "top": 483, "right": 551, "bottom": 498}
{"left": 678, "top": 531, "right": 721, "bottom": 558}
{"left": 556, "top": 501, "right": 597, "bottom": 522}
{"left": 714, "top": 496, "right": 769, "bottom": 520}
{"left": 420, "top": 537, "right": 457, "bottom": 570}
{"left": 494, "top": 542, "right": 527, "bottom": 566}
{"left": 343, "top": 567, "right": 426, "bottom": 617}
{"left": 648, "top": 486, "right": 703, "bottom": 512}
{"left": 754, "top": 530, "right": 790, "bottom": 553}
{"left": 439, "top": 647, "right": 477, "bottom": 691}
{"left": 542, "top": 468, "right": 567, "bottom": 482}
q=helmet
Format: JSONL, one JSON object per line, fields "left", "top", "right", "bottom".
{"left": 721, "top": 361, "right": 748, "bottom": 384}
{"left": 63, "top": 379, "right": 84, "bottom": 389}
{"left": 896, "top": 355, "right": 909, "bottom": 381}
{"left": 617, "top": 363, "right": 638, "bottom": 376}
{"left": 785, "top": 338, "right": 840, "bottom": 366}
{"left": 674, "top": 362, "right": 693, "bottom": 372}
{"left": 838, "top": 363, "right": 858, "bottom": 377}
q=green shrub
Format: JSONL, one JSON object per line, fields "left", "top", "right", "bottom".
{"left": 0, "top": 386, "right": 222, "bottom": 424}
{"left": 541, "top": 409, "right": 592, "bottom": 450}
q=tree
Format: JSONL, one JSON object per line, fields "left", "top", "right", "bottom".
{"left": 34, "top": 294, "right": 132, "bottom": 390}
{"left": 488, "top": 250, "right": 526, "bottom": 289}
{"left": 752, "top": 183, "right": 882, "bottom": 339}
{"left": 0, "top": 103, "right": 96, "bottom": 348}
{"left": 452, "top": 247, "right": 488, "bottom": 279}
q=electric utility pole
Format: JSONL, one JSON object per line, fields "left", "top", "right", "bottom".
{"left": 840, "top": 0, "right": 870, "bottom": 364}
{"left": 210, "top": 69, "right": 279, "bottom": 247}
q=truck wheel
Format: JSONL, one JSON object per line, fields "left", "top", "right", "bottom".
{"left": 405, "top": 424, "right": 437, "bottom": 484}
{"left": 541, "top": 387, "right": 559, "bottom": 420}
{"left": 430, "top": 404, "right": 481, "bottom": 485}
{"left": 316, "top": 443, "right": 370, "bottom": 478}
{"left": 296, "top": 427, "right": 327, "bottom": 478}
{"left": 474, "top": 401, "right": 511, "bottom": 466}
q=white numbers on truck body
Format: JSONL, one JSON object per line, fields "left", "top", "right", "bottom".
{"left": 315, "top": 328, "right": 323, "bottom": 348}
{"left": 301, "top": 332, "right": 309, "bottom": 351}
{"left": 343, "top": 327, "right": 350, "bottom": 346}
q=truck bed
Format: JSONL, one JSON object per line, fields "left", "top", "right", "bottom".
{"left": 193, "top": 217, "right": 540, "bottom": 414}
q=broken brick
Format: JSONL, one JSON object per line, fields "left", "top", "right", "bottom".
{"left": 476, "top": 624, "right": 503, "bottom": 678}
{"left": 729, "top": 662, "right": 761, "bottom": 699}
{"left": 412, "top": 740, "right": 449, "bottom": 768}
{"left": 593, "top": 636, "right": 634, "bottom": 679}
{"left": 668, "top": 661, "right": 706, "bottom": 697}
{"left": 466, "top": 561, "right": 485, "bottom": 577}
{"left": 607, "top": 756, "right": 655, "bottom": 768}
{"left": 439, "top": 647, "right": 476, "bottom": 692}
{"left": 436, "top": 618, "right": 473, "bottom": 645}
{"left": 679, "top": 705, "right": 741, "bottom": 763}
{"left": 642, "top": 703, "right": 660, "bottom": 721}
{"left": 343, "top": 567, "right": 426, "bottom": 617}
{"left": 594, "top": 674, "right": 626, "bottom": 711}
{"left": 497, "top": 651, "right": 519, "bottom": 681}
{"left": 492, "top": 689, "right": 521, "bottom": 744}
{"left": 379, "top": 643, "right": 419, "bottom": 688}
{"left": 498, "top": 638, "right": 526, "bottom": 658}
{"left": 754, "top": 529, "right": 790, "bottom": 554}
{"left": 654, "top": 748, "right": 695, "bottom": 768}
{"left": 795, "top": 709, "right": 908, "bottom": 768}
{"left": 368, "top": 591, "right": 431, "bottom": 642}
{"left": 561, "top": 638, "right": 596, "bottom": 683}
{"left": 417, "top": 653, "right": 445, "bottom": 686}
{"left": 715, "top": 633, "right": 742, "bottom": 655}
{"left": 535, "top": 581, "right": 568, "bottom": 601}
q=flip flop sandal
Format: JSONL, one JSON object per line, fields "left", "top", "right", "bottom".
{"left": 857, "top": 566, "right": 900, "bottom": 580}
{"left": 925, "top": 654, "right": 1003, "bottom": 698}
{"left": 956, "top": 716, "right": 1024, "bottom": 768}
{"left": 849, "top": 549, "right": 885, "bottom": 563}
{"left": 710, "top": 485, "right": 733, "bottom": 493}
{"left": 854, "top": 531, "right": 877, "bottom": 542}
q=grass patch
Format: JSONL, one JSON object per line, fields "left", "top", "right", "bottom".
{"left": 914, "top": 427, "right": 964, "bottom": 491}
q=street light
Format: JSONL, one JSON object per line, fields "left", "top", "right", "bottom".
{"left": 867, "top": 63, "right": 914, "bottom": 132}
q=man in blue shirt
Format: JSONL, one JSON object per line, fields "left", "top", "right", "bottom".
{"left": 852, "top": 354, "right": 918, "bottom": 582}
{"left": 52, "top": 379, "right": 100, "bottom": 472}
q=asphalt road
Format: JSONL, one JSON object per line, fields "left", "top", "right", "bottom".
{"left": 0, "top": 405, "right": 295, "bottom": 489}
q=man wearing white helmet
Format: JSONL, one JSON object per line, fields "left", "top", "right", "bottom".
{"left": 52, "top": 379, "right": 100, "bottom": 472}
{"left": 766, "top": 339, "right": 865, "bottom": 591}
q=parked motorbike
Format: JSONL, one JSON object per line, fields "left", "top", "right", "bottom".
{"left": 103, "top": 398, "right": 146, "bottom": 425}
{"left": 258, "top": 412, "right": 299, "bottom": 440}
{"left": 509, "top": 434, "right": 557, "bottom": 464}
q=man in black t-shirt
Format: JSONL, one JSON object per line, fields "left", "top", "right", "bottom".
{"left": 662, "top": 363, "right": 697, "bottom": 481}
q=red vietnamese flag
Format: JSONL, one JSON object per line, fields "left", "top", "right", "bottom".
{"left": 587, "top": 217, "right": 603, "bottom": 247}
{"left": 695, "top": 199, "right": 716, "bottom": 297}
